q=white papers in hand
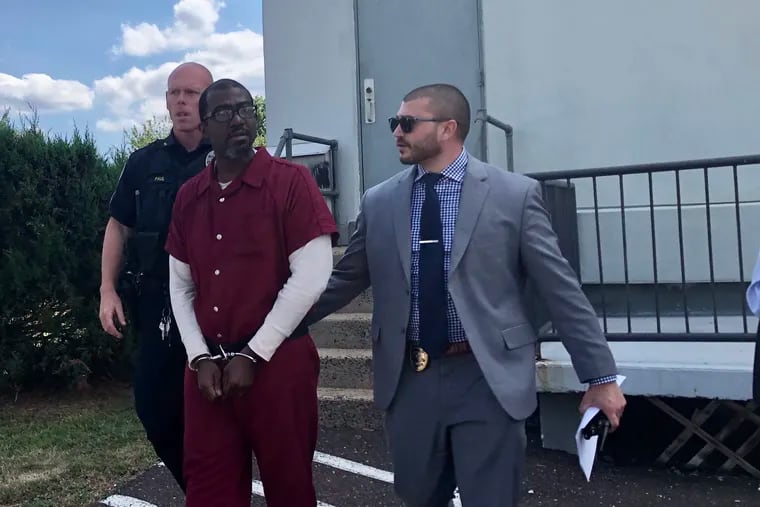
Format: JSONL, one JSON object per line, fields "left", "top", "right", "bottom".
{"left": 575, "top": 374, "right": 626, "bottom": 481}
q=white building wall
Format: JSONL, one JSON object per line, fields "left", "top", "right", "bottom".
{"left": 262, "top": 1, "right": 760, "bottom": 273}
{"left": 481, "top": 0, "right": 760, "bottom": 283}
{"left": 263, "top": 0, "right": 361, "bottom": 240}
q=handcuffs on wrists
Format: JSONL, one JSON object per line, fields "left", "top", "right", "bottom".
{"left": 189, "top": 345, "right": 257, "bottom": 371}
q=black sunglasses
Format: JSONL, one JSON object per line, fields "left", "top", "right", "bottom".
{"left": 388, "top": 115, "right": 452, "bottom": 133}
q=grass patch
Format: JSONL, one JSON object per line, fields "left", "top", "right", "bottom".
{"left": 0, "top": 384, "right": 156, "bottom": 507}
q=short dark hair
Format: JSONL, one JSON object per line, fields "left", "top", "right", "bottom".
{"left": 199, "top": 78, "right": 253, "bottom": 120}
{"left": 403, "top": 83, "right": 470, "bottom": 141}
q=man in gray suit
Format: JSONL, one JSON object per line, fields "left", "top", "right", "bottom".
{"left": 306, "top": 83, "right": 626, "bottom": 506}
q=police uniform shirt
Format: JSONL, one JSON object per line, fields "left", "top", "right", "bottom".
{"left": 109, "top": 132, "right": 213, "bottom": 279}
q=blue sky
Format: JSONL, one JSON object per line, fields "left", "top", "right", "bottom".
{"left": 1, "top": 0, "right": 263, "bottom": 155}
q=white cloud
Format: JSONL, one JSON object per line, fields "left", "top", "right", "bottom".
{"left": 114, "top": 0, "right": 224, "bottom": 56}
{"left": 95, "top": 117, "right": 139, "bottom": 133}
{"left": 0, "top": 73, "right": 93, "bottom": 112}
{"left": 139, "top": 96, "right": 170, "bottom": 119}
{"left": 94, "top": 62, "right": 175, "bottom": 132}
{"left": 95, "top": 31, "right": 264, "bottom": 133}
{"left": 185, "top": 30, "right": 265, "bottom": 93}
{"left": 95, "top": 0, "right": 265, "bottom": 134}
{"left": 117, "top": 23, "right": 168, "bottom": 58}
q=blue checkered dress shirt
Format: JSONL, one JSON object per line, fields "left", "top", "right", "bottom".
{"left": 407, "top": 148, "right": 468, "bottom": 345}
{"left": 405, "top": 149, "right": 615, "bottom": 385}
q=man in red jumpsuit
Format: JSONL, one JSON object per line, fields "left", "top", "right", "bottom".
{"left": 165, "top": 78, "right": 337, "bottom": 506}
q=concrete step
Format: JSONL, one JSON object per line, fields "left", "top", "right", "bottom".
{"left": 316, "top": 250, "right": 377, "bottom": 430}
{"left": 311, "top": 313, "right": 371, "bottom": 348}
{"left": 317, "top": 387, "right": 383, "bottom": 430}
{"left": 318, "top": 348, "right": 372, "bottom": 389}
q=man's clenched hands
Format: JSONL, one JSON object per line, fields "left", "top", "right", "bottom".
{"left": 222, "top": 355, "right": 256, "bottom": 399}
{"left": 196, "top": 347, "right": 259, "bottom": 401}
{"left": 197, "top": 360, "right": 223, "bottom": 401}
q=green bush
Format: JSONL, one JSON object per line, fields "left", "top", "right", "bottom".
{"left": 0, "top": 112, "right": 133, "bottom": 396}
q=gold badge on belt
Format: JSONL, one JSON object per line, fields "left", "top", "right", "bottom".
{"left": 410, "top": 346, "right": 429, "bottom": 372}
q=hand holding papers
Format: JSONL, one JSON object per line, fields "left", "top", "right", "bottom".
{"left": 576, "top": 374, "right": 626, "bottom": 481}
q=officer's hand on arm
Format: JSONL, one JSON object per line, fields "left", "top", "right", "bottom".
{"left": 221, "top": 346, "right": 258, "bottom": 399}
{"left": 99, "top": 288, "right": 127, "bottom": 339}
{"left": 194, "top": 357, "right": 223, "bottom": 401}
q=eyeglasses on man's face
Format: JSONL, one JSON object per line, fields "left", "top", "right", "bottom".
{"left": 205, "top": 104, "right": 257, "bottom": 123}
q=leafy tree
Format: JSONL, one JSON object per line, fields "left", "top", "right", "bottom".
{"left": 125, "top": 115, "right": 172, "bottom": 151}
{"left": 253, "top": 95, "right": 266, "bottom": 147}
{"left": 0, "top": 112, "right": 127, "bottom": 396}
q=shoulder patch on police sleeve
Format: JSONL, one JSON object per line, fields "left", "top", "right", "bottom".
{"left": 205, "top": 150, "right": 215, "bottom": 166}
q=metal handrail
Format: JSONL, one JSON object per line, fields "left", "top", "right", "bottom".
{"left": 476, "top": 110, "right": 514, "bottom": 172}
{"left": 274, "top": 128, "right": 338, "bottom": 161}
{"left": 525, "top": 153, "right": 760, "bottom": 345}
{"left": 274, "top": 128, "right": 339, "bottom": 196}
{"left": 527, "top": 154, "right": 760, "bottom": 180}
{"left": 273, "top": 127, "right": 340, "bottom": 225}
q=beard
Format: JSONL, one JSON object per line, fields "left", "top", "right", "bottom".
{"left": 222, "top": 137, "right": 253, "bottom": 160}
{"left": 399, "top": 134, "right": 441, "bottom": 165}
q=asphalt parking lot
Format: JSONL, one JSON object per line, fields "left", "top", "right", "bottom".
{"left": 95, "top": 425, "right": 760, "bottom": 507}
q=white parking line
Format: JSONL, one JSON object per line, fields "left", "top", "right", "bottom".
{"left": 313, "top": 451, "right": 394, "bottom": 483}
{"left": 102, "top": 482, "right": 337, "bottom": 507}
{"left": 100, "top": 495, "right": 157, "bottom": 507}
{"left": 108, "top": 452, "right": 464, "bottom": 507}
{"left": 313, "top": 451, "right": 462, "bottom": 507}
{"left": 251, "top": 480, "right": 336, "bottom": 507}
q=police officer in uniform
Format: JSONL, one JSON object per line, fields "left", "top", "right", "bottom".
{"left": 98, "top": 62, "right": 214, "bottom": 491}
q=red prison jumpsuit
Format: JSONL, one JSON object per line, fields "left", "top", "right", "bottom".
{"left": 165, "top": 148, "right": 337, "bottom": 506}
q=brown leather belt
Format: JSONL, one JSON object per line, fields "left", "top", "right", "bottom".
{"left": 444, "top": 340, "right": 472, "bottom": 356}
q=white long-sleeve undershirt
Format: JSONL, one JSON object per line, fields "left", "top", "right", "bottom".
{"left": 169, "top": 234, "right": 333, "bottom": 363}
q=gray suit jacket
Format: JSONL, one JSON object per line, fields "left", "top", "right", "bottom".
{"left": 307, "top": 155, "right": 617, "bottom": 420}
